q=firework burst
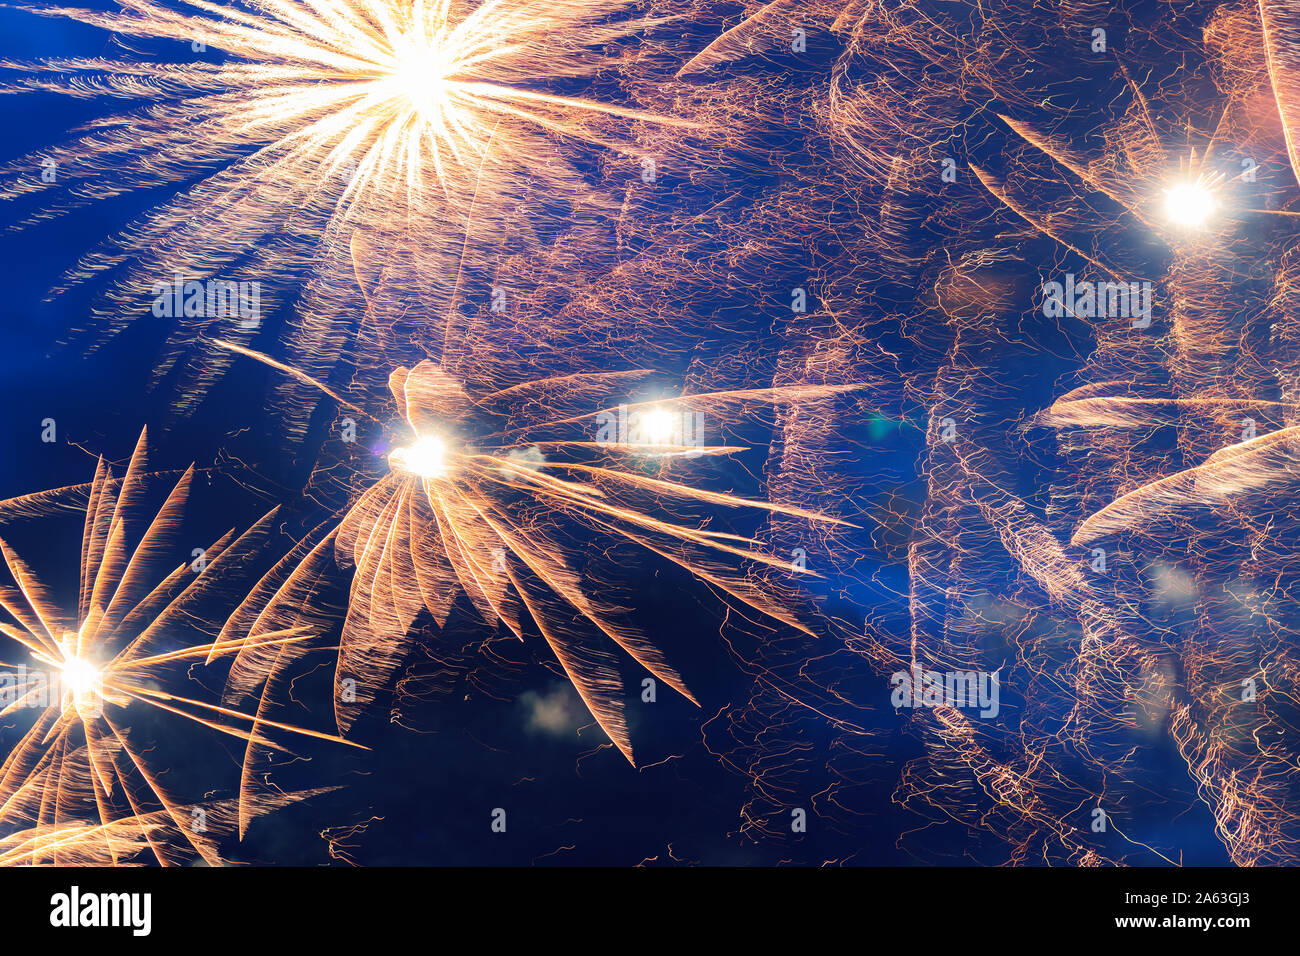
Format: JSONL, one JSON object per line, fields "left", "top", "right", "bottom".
{"left": 211, "top": 342, "right": 860, "bottom": 762}
{"left": 0, "top": 429, "right": 358, "bottom": 865}
{"left": 1, "top": 0, "right": 694, "bottom": 420}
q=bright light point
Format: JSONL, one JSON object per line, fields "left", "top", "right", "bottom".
{"left": 61, "top": 656, "right": 98, "bottom": 695}
{"left": 1164, "top": 182, "right": 1215, "bottom": 228}
{"left": 390, "top": 435, "right": 448, "bottom": 478}
{"left": 387, "top": 34, "right": 453, "bottom": 119}
{"left": 640, "top": 407, "right": 677, "bottom": 445}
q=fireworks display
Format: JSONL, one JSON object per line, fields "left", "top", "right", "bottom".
{"left": 1, "top": 0, "right": 1299, "bottom": 877}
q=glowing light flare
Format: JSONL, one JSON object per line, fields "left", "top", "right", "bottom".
{"left": 639, "top": 406, "right": 679, "bottom": 446}
{"left": 389, "top": 434, "right": 451, "bottom": 478}
{"left": 59, "top": 656, "right": 97, "bottom": 694}
{"left": 1163, "top": 180, "right": 1217, "bottom": 228}
{"left": 384, "top": 30, "right": 456, "bottom": 122}
{"left": 59, "top": 655, "right": 102, "bottom": 715}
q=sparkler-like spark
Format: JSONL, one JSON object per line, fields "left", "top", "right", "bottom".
{"left": 0, "top": 429, "right": 358, "bottom": 865}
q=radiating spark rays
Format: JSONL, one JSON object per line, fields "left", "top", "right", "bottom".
{"left": 0, "top": 429, "right": 356, "bottom": 865}
{"left": 211, "top": 341, "right": 858, "bottom": 764}
{"left": 5, "top": 0, "right": 690, "bottom": 212}
{"left": 0, "top": 0, "right": 695, "bottom": 424}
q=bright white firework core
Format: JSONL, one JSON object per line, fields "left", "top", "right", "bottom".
{"left": 384, "top": 30, "right": 458, "bottom": 126}
{"left": 640, "top": 407, "right": 677, "bottom": 445}
{"left": 61, "top": 656, "right": 100, "bottom": 706}
{"left": 1164, "top": 182, "right": 1215, "bottom": 228}
{"left": 390, "top": 435, "right": 449, "bottom": 478}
